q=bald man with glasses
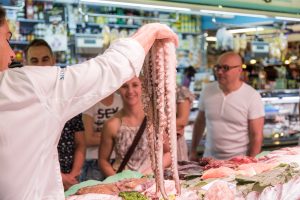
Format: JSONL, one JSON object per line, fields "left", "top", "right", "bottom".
{"left": 190, "top": 51, "right": 265, "bottom": 161}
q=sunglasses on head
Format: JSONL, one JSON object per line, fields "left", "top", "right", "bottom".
{"left": 213, "top": 64, "right": 240, "bottom": 72}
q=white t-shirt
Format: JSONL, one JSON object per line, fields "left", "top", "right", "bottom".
{"left": 199, "top": 82, "right": 265, "bottom": 160}
{"left": 0, "top": 38, "right": 144, "bottom": 200}
{"left": 83, "top": 93, "right": 123, "bottom": 159}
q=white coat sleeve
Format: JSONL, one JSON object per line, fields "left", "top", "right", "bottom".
{"left": 23, "top": 38, "right": 145, "bottom": 122}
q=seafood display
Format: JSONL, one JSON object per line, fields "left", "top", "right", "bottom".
{"left": 67, "top": 147, "right": 300, "bottom": 200}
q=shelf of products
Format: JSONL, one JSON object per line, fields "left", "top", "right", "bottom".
{"left": 10, "top": 40, "right": 30, "bottom": 45}
{"left": 6, "top": 0, "right": 202, "bottom": 69}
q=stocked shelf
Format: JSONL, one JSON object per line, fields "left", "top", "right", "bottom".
{"left": 7, "top": 0, "right": 203, "bottom": 69}
{"left": 77, "top": 22, "right": 140, "bottom": 29}
{"left": 10, "top": 40, "right": 30, "bottom": 45}
{"left": 176, "top": 32, "right": 202, "bottom": 35}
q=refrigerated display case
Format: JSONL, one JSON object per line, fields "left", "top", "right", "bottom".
{"left": 261, "top": 89, "right": 300, "bottom": 150}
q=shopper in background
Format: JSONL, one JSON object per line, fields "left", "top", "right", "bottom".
{"left": 182, "top": 65, "right": 196, "bottom": 88}
{"left": 190, "top": 52, "right": 265, "bottom": 161}
{"left": 25, "top": 39, "right": 86, "bottom": 190}
{"left": 25, "top": 39, "right": 56, "bottom": 66}
{"left": 98, "top": 77, "right": 171, "bottom": 177}
{"left": 0, "top": 5, "right": 179, "bottom": 199}
{"left": 176, "top": 84, "right": 194, "bottom": 161}
{"left": 80, "top": 93, "right": 122, "bottom": 181}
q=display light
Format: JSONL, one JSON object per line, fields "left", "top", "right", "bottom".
{"left": 80, "top": 0, "right": 191, "bottom": 12}
{"left": 206, "top": 36, "right": 217, "bottom": 42}
{"left": 228, "top": 27, "right": 264, "bottom": 34}
{"left": 250, "top": 59, "right": 257, "bottom": 65}
{"left": 275, "top": 16, "right": 300, "bottom": 22}
{"left": 199, "top": 9, "right": 268, "bottom": 18}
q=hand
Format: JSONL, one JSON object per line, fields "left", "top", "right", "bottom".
{"left": 151, "top": 23, "right": 179, "bottom": 47}
{"left": 176, "top": 128, "right": 184, "bottom": 139}
{"left": 61, "top": 173, "right": 79, "bottom": 190}
{"left": 189, "top": 151, "right": 198, "bottom": 162}
{"left": 142, "top": 166, "right": 153, "bottom": 176}
{"left": 131, "top": 23, "right": 179, "bottom": 54}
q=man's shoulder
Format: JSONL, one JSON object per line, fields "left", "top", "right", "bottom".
{"left": 202, "top": 82, "right": 219, "bottom": 93}
{"left": 241, "top": 83, "right": 260, "bottom": 94}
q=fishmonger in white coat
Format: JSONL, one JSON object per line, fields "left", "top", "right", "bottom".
{"left": 0, "top": 6, "right": 178, "bottom": 200}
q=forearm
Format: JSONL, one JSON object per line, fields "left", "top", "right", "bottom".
{"left": 248, "top": 133, "right": 263, "bottom": 157}
{"left": 70, "top": 145, "right": 86, "bottom": 177}
{"left": 191, "top": 123, "right": 205, "bottom": 155}
{"left": 176, "top": 118, "right": 188, "bottom": 130}
{"left": 190, "top": 111, "right": 206, "bottom": 157}
{"left": 163, "top": 152, "right": 172, "bottom": 168}
{"left": 248, "top": 117, "right": 264, "bottom": 157}
{"left": 98, "top": 159, "right": 116, "bottom": 177}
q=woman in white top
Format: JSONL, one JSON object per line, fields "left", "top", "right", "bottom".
{"left": 81, "top": 93, "right": 123, "bottom": 181}
{"left": 98, "top": 77, "right": 171, "bottom": 177}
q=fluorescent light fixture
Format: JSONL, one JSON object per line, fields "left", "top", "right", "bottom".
{"left": 200, "top": 9, "right": 268, "bottom": 18}
{"left": 206, "top": 36, "right": 217, "bottom": 42}
{"left": 228, "top": 27, "right": 264, "bottom": 34}
{"left": 275, "top": 16, "right": 300, "bottom": 22}
{"left": 80, "top": 0, "right": 191, "bottom": 12}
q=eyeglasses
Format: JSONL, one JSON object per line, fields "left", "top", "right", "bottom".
{"left": 213, "top": 64, "right": 240, "bottom": 72}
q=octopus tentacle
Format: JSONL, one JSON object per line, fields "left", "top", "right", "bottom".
{"left": 142, "top": 39, "right": 180, "bottom": 200}
{"left": 164, "top": 42, "right": 181, "bottom": 194}
{"left": 154, "top": 41, "right": 168, "bottom": 199}
{"left": 142, "top": 54, "right": 156, "bottom": 173}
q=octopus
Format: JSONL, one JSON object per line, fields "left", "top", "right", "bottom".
{"left": 141, "top": 40, "right": 180, "bottom": 199}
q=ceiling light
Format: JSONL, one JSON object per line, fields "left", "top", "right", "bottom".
{"left": 229, "top": 27, "right": 264, "bottom": 34}
{"left": 80, "top": 0, "right": 191, "bottom": 12}
{"left": 200, "top": 9, "right": 268, "bottom": 18}
{"left": 275, "top": 16, "right": 300, "bottom": 22}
